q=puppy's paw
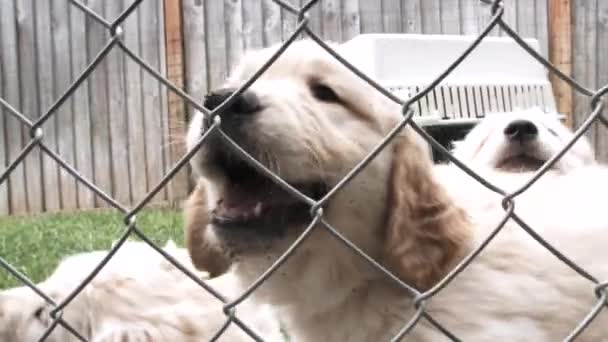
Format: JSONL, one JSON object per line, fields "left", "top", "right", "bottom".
{"left": 93, "top": 326, "right": 154, "bottom": 342}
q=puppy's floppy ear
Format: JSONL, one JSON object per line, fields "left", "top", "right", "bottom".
{"left": 383, "top": 132, "right": 470, "bottom": 291}
{"left": 184, "top": 184, "right": 232, "bottom": 277}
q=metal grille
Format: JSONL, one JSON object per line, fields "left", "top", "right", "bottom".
{"left": 1, "top": 0, "right": 607, "bottom": 341}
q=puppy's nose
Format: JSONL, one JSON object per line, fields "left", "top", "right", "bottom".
{"left": 204, "top": 88, "right": 262, "bottom": 116}
{"left": 503, "top": 119, "right": 538, "bottom": 142}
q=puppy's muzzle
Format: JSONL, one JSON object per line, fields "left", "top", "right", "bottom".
{"left": 203, "top": 88, "right": 263, "bottom": 130}
{"left": 199, "top": 87, "right": 264, "bottom": 175}
{"left": 503, "top": 119, "right": 538, "bottom": 143}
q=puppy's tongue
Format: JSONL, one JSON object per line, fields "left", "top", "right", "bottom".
{"left": 214, "top": 179, "right": 295, "bottom": 223}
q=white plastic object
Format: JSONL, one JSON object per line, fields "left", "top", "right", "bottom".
{"left": 341, "top": 34, "right": 557, "bottom": 126}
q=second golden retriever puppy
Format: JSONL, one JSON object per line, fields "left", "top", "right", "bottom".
{"left": 0, "top": 240, "right": 281, "bottom": 341}
{"left": 185, "top": 40, "right": 608, "bottom": 341}
{"left": 452, "top": 107, "right": 596, "bottom": 172}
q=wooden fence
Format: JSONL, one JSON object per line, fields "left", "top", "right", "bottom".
{"left": 572, "top": 0, "right": 608, "bottom": 161}
{"left": 0, "top": 0, "right": 175, "bottom": 215}
{"left": 182, "top": 0, "right": 549, "bottom": 104}
{"left": 0, "top": 0, "right": 605, "bottom": 215}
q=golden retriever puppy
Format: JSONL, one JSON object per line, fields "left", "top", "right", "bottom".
{"left": 184, "top": 40, "right": 608, "bottom": 341}
{"left": 452, "top": 107, "right": 596, "bottom": 172}
{"left": 0, "top": 240, "right": 281, "bottom": 341}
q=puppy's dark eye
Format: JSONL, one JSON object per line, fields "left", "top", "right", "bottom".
{"left": 310, "top": 83, "right": 340, "bottom": 103}
{"left": 33, "top": 306, "right": 44, "bottom": 320}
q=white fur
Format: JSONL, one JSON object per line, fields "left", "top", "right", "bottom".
{"left": 0, "top": 240, "right": 282, "bottom": 341}
{"left": 452, "top": 107, "right": 596, "bottom": 172}
{"left": 186, "top": 41, "right": 608, "bottom": 341}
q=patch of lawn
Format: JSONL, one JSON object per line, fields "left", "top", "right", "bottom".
{"left": 0, "top": 209, "right": 184, "bottom": 289}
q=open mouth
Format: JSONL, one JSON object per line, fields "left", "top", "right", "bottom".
{"left": 496, "top": 154, "right": 547, "bottom": 172}
{"left": 211, "top": 156, "right": 328, "bottom": 233}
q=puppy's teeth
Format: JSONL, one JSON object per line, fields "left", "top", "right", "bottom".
{"left": 254, "top": 202, "right": 263, "bottom": 217}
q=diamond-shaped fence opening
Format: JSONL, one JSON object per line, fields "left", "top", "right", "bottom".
{"left": 0, "top": 0, "right": 607, "bottom": 340}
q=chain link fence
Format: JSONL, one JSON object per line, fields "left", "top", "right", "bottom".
{"left": 1, "top": 0, "right": 607, "bottom": 340}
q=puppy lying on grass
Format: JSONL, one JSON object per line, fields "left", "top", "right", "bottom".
{"left": 0, "top": 240, "right": 281, "bottom": 341}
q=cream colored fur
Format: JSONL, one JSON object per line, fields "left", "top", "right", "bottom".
{"left": 0, "top": 240, "right": 282, "bottom": 341}
{"left": 185, "top": 40, "right": 608, "bottom": 341}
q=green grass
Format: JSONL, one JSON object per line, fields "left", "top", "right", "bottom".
{"left": 0, "top": 209, "right": 184, "bottom": 289}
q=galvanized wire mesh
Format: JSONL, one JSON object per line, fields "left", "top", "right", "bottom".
{"left": 1, "top": 0, "right": 607, "bottom": 341}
